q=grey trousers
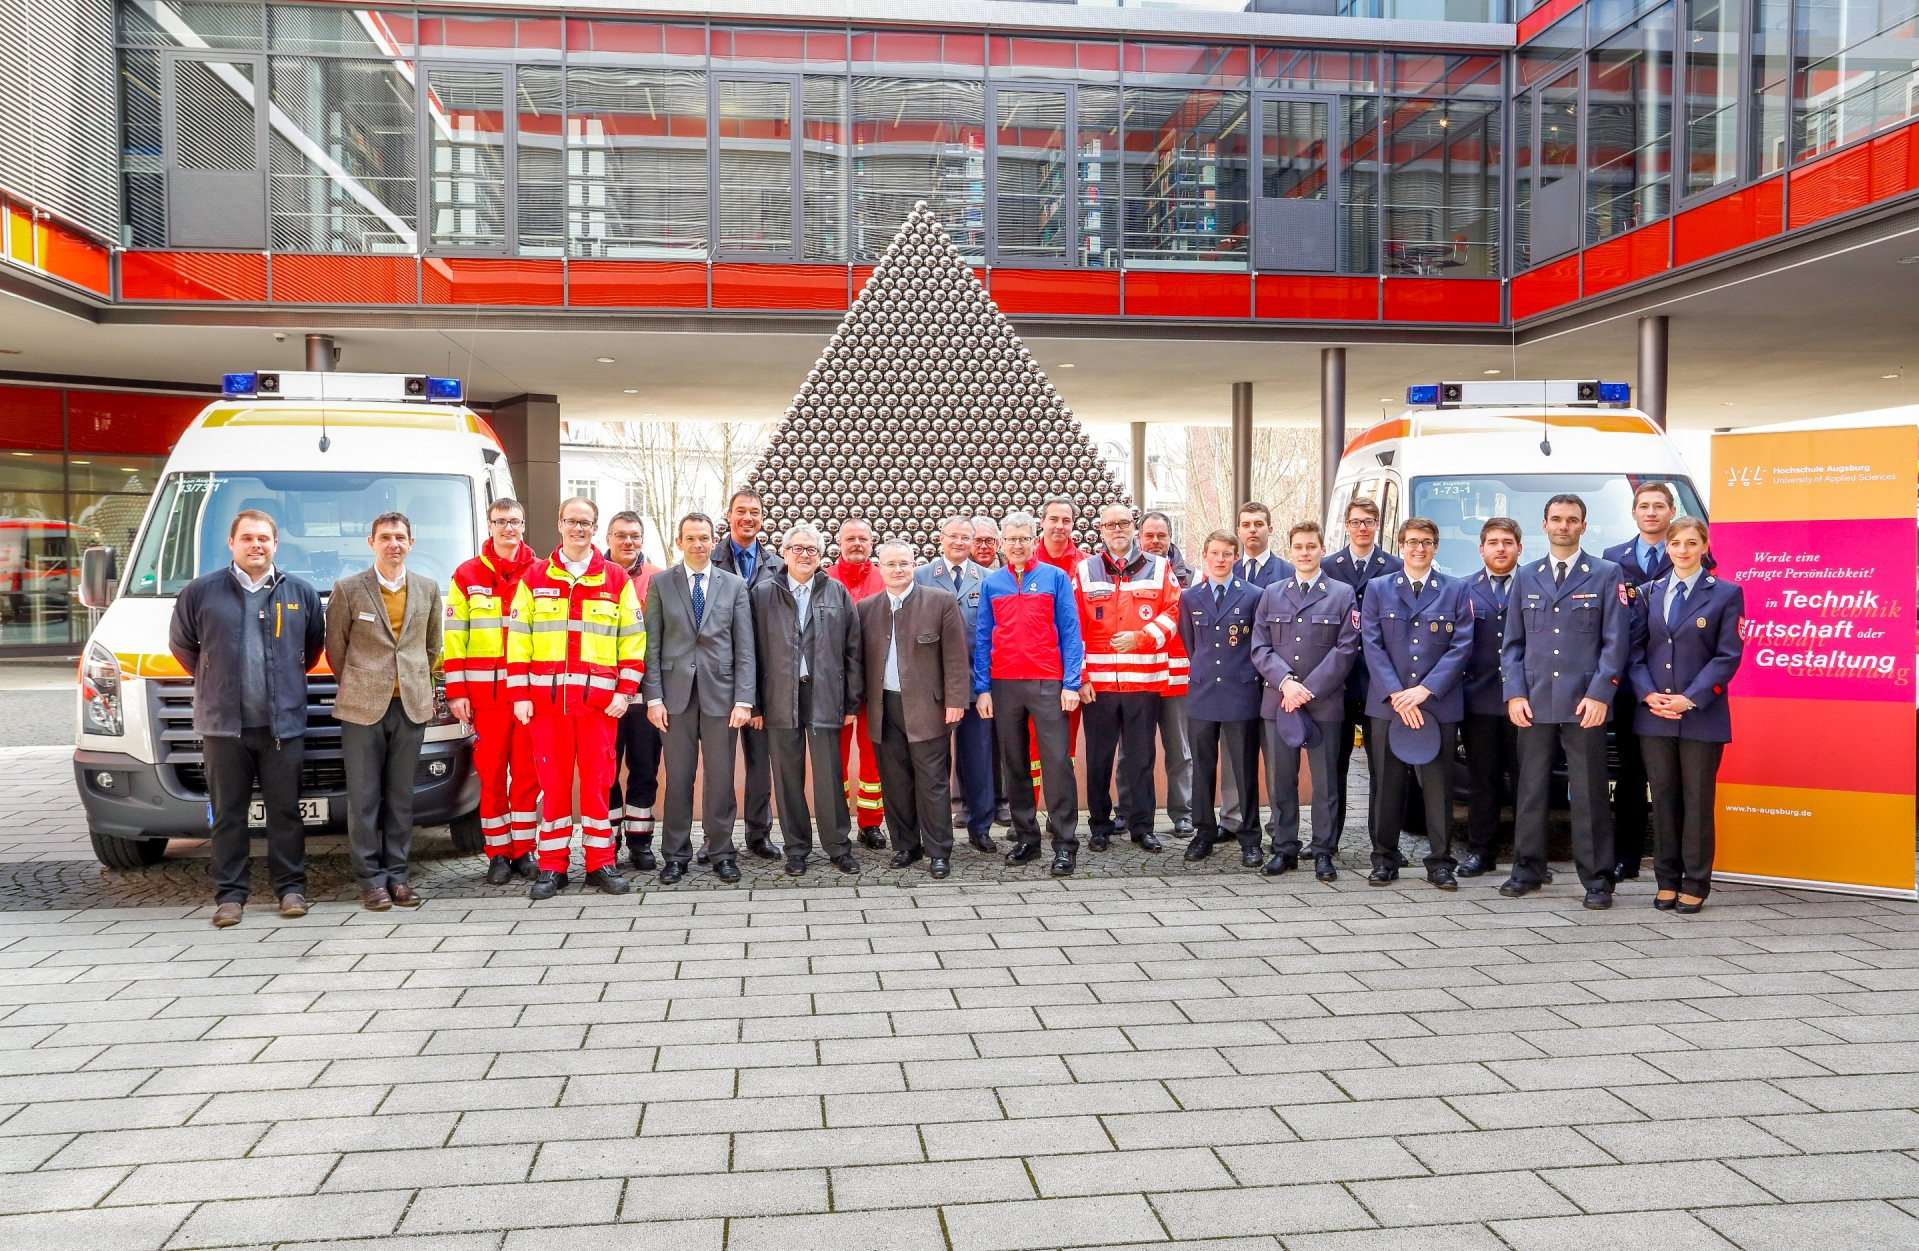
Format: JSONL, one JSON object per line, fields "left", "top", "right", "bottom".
{"left": 660, "top": 681, "right": 740, "bottom": 864}
{"left": 341, "top": 697, "right": 425, "bottom": 889}
{"left": 1268, "top": 720, "right": 1343, "bottom": 859}
{"left": 768, "top": 680, "right": 852, "bottom": 860}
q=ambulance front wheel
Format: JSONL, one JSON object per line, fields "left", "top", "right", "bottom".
{"left": 448, "top": 809, "right": 485, "bottom": 856}
{"left": 91, "top": 827, "right": 168, "bottom": 870}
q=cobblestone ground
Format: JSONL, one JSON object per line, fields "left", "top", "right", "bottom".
{"left": 4, "top": 744, "right": 1919, "bottom": 1251}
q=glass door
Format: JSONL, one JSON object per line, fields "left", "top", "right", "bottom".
{"left": 163, "top": 54, "right": 266, "bottom": 249}
{"left": 713, "top": 74, "right": 801, "bottom": 261}
{"left": 1254, "top": 94, "right": 1335, "bottom": 272}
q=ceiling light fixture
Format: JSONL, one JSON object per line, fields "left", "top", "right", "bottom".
{"left": 1059, "top": 362, "right": 1075, "bottom": 368}
{"left": 623, "top": 388, "right": 639, "bottom": 394}
{"left": 1883, "top": 373, "right": 1902, "bottom": 380}
{"left": 1901, "top": 256, "right": 1919, "bottom": 264}
{"left": 596, "top": 356, "right": 616, "bottom": 364}
{"left": 1482, "top": 368, "right": 1500, "bottom": 375}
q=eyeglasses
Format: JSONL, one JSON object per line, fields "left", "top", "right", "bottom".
{"left": 783, "top": 545, "right": 819, "bottom": 557}
{"left": 1097, "top": 520, "right": 1134, "bottom": 531}
{"left": 1347, "top": 518, "right": 1379, "bottom": 529}
{"left": 1401, "top": 538, "right": 1437, "bottom": 549}
{"left": 489, "top": 518, "right": 525, "bottom": 529}
{"left": 559, "top": 519, "right": 596, "bottom": 529}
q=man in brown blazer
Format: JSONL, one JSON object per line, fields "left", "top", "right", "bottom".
{"left": 326, "top": 511, "right": 444, "bottom": 910}
{"left": 858, "top": 541, "right": 969, "bottom": 878}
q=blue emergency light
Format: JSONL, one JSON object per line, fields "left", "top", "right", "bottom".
{"left": 1597, "top": 382, "right": 1631, "bottom": 404}
{"left": 1406, "top": 385, "right": 1440, "bottom": 406}
{"left": 426, "top": 376, "right": 464, "bottom": 403}
{"left": 222, "top": 372, "right": 257, "bottom": 398}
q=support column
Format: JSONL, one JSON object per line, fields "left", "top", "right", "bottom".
{"left": 1320, "top": 347, "right": 1346, "bottom": 513}
{"left": 490, "top": 394, "right": 562, "bottom": 537}
{"left": 1230, "top": 382, "right": 1253, "bottom": 512}
{"left": 1637, "top": 315, "right": 1669, "bottom": 429}
{"left": 1129, "top": 422, "right": 1148, "bottom": 510}
{"left": 305, "top": 334, "right": 336, "bottom": 372}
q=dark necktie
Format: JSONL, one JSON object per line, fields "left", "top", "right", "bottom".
{"left": 1494, "top": 575, "right": 1510, "bottom": 611}
{"left": 1242, "top": 558, "right": 1257, "bottom": 582}
{"left": 951, "top": 563, "right": 964, "bottom": 594}
{"left": 1412, "top": 579, "right": 1425, "bottom": 600}
{"left": 691, "top": 572, "right": 706, "bottom": 627}
{"left": 1213, "top": 583, "right": 1224, "bottom": 608}
{"left": 1554, "top": 561, "right": 1567, "bottom": 588}
{"left": 1298, "top": 581, "right": 1311, "bottom": 597}
{"left": 1667, "top": 579, "right": 1689, "bottom": 631}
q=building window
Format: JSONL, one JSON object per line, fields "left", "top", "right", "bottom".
{"left": 567, "top": 67, "right": 709, "bottom": 258}
{"left": 1587, "top": 4, "right": 1674, "bottom": 246}
{"left": 853, "top": 77, "right": 986, "bottom": 263}
{"left": 1681, "top": 0, "right": 1744, "bottom": 197}
{"left": 1122, "top": 87, "right": 1251, "bottom": 269}
{"left": 1792, "top": 0, "right": 1919, "bottom": 162}
{"left": 991, "top": 83, "right": 1121, "bottom": 268}
{"left": 1382, "top": 98, "right": 1501, "bottom": 276}
{"left": 565, "top": 479, "right": 597, "bottom": 503}
{"left": 267, "top": 58, "right": 418, "bottom": 253}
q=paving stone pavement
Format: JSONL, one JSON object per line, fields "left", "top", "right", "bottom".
{"left": 4, "top": 745, "right": 1919, "bottom": 1250}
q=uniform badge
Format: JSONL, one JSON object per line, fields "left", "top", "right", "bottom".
{"left": 1696, "top": 617, "right": 1708, "bottom": 629}
{"left": 1138, "top": 604, "right": 1153, "bottom": 621}
{"left": 1349, "top": 608, "right": 1361, "bottom": 629}
{"left": 444, "top": 605, "right": 457, "bottom": 619}
{"left": 1228, "top": 625, "right": 1240, "bottom": 646}
{"left": 1429, "top": 622, "right": 1439, "bottom": 633}
{"left": 1616, "top": 582, "right": 1629, "bottom": 606}
{"left": 1445, "top": 622, "right": 1454, "bottom": 632}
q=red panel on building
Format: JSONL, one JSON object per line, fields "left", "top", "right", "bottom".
{"left": 1517, "top": 0, "right": 1583, "bottom": 44}
{"left": 1869, "top": 121, "right": 1919, "bottom": 202}
{"left": 38, "top": 220, "right": 110, "bottom": 296}
{"left": 1581, "top": 221, "right": 1670, "bottom": 297}
{"left": 1673, "top": 178, "right": 1785, "bottom": 267}
{"left": 67, "top": 392, "right": 206, "bottom": 455}
{"left": 711, "top": 263, "right": 849, "bottom": 310}
{"left": 1785, "top": 121, "right": 1918, "bottom": 233}
{"left": 0, "top": 385, "right": 64, "bottom": 450}
{"left": 271, "top": 255, "right": 418, "bottom": 304}
{"left": 421, "top": 258, "right": 564, "bottom": 306}
{"left": 567, "top": 260, "right": 707, "bottom": 308}
{"left": 121, "top": 252, "right": 268, "bottom": 302}
{"left": 1123, "top": 271, "right": 1250, "bottom": 318}
{"left": 1381, "top": 277, "right": 1500, "bottom": 323}
{"left": 989, "top": 269, "right": 1121, "bottom": 316}
{"left": 1255, "top": 275, "right": 1379, "bottom": 321}
{"left": 1510, "top": 255, "right": 1581, "bottom": 320}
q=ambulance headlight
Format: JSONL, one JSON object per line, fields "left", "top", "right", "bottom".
{"left": 80, "top": 641, "right": 124, "bottom": 736}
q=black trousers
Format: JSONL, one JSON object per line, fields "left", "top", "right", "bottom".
{"left": 878, "top": 691, "right": 953, "bottom": 858}
{"left": 768, "top": 679, "right": 852, "bottom": 859}
{"left": 1611, "top": 696, "right": 1651, "bottom": 867}
{"left": 341, "top": 697, "right": 425, "bottom": 889}
{"left": 203, "top": 728, "right": 306, "bottom": 904}
{"left": 1083, "top": 690, "right": 1160, "bottom": 842}
{"left": 1370, "top": 718, "right": 1458, "bottom": 871}
{"left": 1270, "top": 723, "right": 1343, "bottom": 859}
{"left": 1514, "top": 721, "right": 1614, "bottom": 890}
{"left": 1190, "top": 717, "right": 1260, "bottom": 850}
{"left": 1642, "top": 734, "right": 1724, "bottom": 898}
{"left": 990, "top": 678, "right": 1078, "bottom": 851}
{"left": 1333, "top": 697, "right": 1383, "bottom": 846}
{"left": 1460, "top": 712, "right": 1520, "bottom": 860}
{"left": 739, "top": 721, "right": 773, "bottom": 843}
{"left": 660, "top": 679, "right": 739, "bottom": 864}
{"left": 611, "top": 702, "right": 663, "bottom": 853}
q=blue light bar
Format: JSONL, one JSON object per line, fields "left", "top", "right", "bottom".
{"left": 426, "top": 376, "right": 463, "bottom": 403}
{"left": 222, "top": 372, "right": 257, "bottom": 398}
{"left": 1596, "top": 382, "right": 1631, "bottom": 404}
{"left": 1406, "top": 385, "right": 1440, "bottom": 406}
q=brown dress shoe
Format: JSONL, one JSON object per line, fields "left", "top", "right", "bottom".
{"left": 361, "top": 886, "right": 393, "bottom": 911}
{"left": 278, "top": 893, "right": 308, "bottom": 918}
{"left": 389, "top": 883, "right": 423, "bottom": 908}
{"left": 211, "top": 902, "right": 243, "bottom": 928}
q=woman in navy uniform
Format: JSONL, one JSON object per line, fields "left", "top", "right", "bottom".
{"left": 1177, "top": 530, "right": 1267, "bottom": 864}
{"left": 1627, "top": 516, "right": 1744, "bottom": 913}
{"left": 1359, "top": 518, "right": 1475, "bottom": 889}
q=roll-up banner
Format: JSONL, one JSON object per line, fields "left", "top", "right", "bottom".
{"left": 1709, "top": 424, "right": 1917, "bottom": 898}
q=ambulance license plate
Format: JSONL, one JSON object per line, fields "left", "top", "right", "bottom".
{"left": 249, "top": 799, "right": 326, "bottom": 826}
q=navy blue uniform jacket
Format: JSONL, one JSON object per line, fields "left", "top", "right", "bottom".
{"left": 1462, "top": 569, "right": 1515, "bottom": 718}
{"left": 1628, "top": 573, "right": 1744, "bottom": 743}
{"left": 1178, "top": 578, "right": 1264, "bottom": 723}
{"left": 1249, "top": 576, "right": 1359, "bottom": 722}
{"left": 1498, "top": 550, "right": 1632, "bottom": 723}
{"left": 1361, "top": 570, "right": 1475, "bottom": 725}
{"left": 1324, "top": 545, "right": 1403, "bottom": 703}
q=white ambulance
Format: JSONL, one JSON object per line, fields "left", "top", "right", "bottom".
{"left": 74, "top": 371, "right": 513, "bottom": 869}
{"left": 1326, "top": 380, "right": 1706, "bottom": 572}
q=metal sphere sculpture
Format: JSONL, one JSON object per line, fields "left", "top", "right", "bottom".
{"left": 743, "top": 201, "right": 1128, "bottom": 563}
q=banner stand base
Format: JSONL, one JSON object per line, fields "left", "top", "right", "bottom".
{"left": 1714, "top": 870, "right": 1917, "bottom": 902}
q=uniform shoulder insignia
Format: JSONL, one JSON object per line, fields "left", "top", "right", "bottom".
{"left": 1616, "top": 582, "right": 1629, "bottom": 606}
{"left": 1580, "top": 563, "right": 1589, "bottom": 572}
{"left": 1349, "top": 608, "right": 1361, "bottom": 629}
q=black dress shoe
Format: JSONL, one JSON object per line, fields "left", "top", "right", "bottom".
{"left": 1241, "top": 848, "right": 1264, "bottom": 869}
{"left": 858, "top": 828, "right": 888, "bottom": 850}
{"left": 746, "top": 838, "right": 782, "bottom": 861}
{"left": 1173, "top": 819, "right": 1197, "bottom": 836}
{"left": 1675, "top": 896, "right": 1705, "bottom": 914}
{"left": 968, "top": 832, "right": 999, "bottom": 854}
{"left": 1263, "top": 852, "right": 1298, "bottom": 876}
{"left": 1428, "top": 867, "right": 1458, "bottom": 891}
{"left": 785, "top": 857, "right": 807, "bottom": 877}
{"left": 1006, "top": 843, "right": 1042, "bottom": 865}
{"left": 584, "top": 867, "right": 630, "bottom": 895}
{"left": 1653, "top": 892, "right": 1678, "bottom": 911}
{"left": 1610, "top": 860, "right": 1640, "bottom": 882}
{"left": 832, "top": 853, "right": 861, "bottom": 874}
{"left": 1368, "top": 866, "right": 1398, "bottom": 886}
{"left": 1583, "top": 887, "right": 1614, "bottom": 910}
{"left": 1314, "top": 855, "right": 1338, "bottom": 882}
{"left": 928, "top": 858, "right": 950, "bottom": 879}
{"left": 713, "top": 859, "right": 742, "bottom": 883}
{"left": 630, "top": 844, "right": 658, "bottom": 872}
{"left": 993, "top": 804, "right": 1012, "bottom": 826}
{"left": 485, "top": 856, "right": 513, "bottom": 886}
{"left": 1134, "top": 833, "right": 1162, "bottom": 853}
{"left": 529, "top": 870, "right": 568, "bottom": 900}
{"left": 1183, "top": 837, "right": 1214, "bottom": 862}
{"left": 1088, "top": 832, "right": 1111, "bottom": 851}
{"left": 1049, "top": 851, "right": 1076, "bottom": 876}
{"left": 890, "top": 848, "right": 924, "bottom": 868}
{"left": 1497, "top": 877, "right": 1539, "bottom": 897}
{"left": 1455, "top": 852, "right": 1494, "bottom": 878}
{"left": 696, "top": 851, "right": 711, "bottom": 866}
{"left": 511, "top": 852, "right": 538, "bottom": 880}
{"left": 1395, "top": 849, "right": 1411, "bottom": 868}
{"left": 658, "top": 861, "right": 686, "bottom": 885}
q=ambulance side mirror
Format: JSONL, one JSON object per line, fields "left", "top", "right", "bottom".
{"left": 80, "top": 547, "right": 117, "bottom": 610}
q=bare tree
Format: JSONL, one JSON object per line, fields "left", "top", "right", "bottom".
{"left": 584, "top": 420, "right": 772, "bottom": 528}
{"left": 1157, "top": 426, "right": 1322, "bottom": 544}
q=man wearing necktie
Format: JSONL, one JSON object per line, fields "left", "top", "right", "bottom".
{"left": 711, "top": 490, "right": 787, "bottom": 863}
{"left": 643, "top": 513, "right": 756, "bottom": 884}
{"left": 915, "top": 515, "right": 998, "bottom": 853}
{"left": 828, "top": 518, "right": 889, "bottom": 848}
{"left": 1458, "top": 517, "right": 1525, "bottom": 878}
{"left": 1322, "top": 495, "right": 1406, "bottom": 854}
{"left": 1176, "top": 531, "right": 1265, "bottom": 863}
{"left": 1497, "top": 494, "right": 1631, "bottom": 910}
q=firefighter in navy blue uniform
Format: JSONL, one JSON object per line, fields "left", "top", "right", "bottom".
{"left": 1600, "top": 480, "right": 1715, "bottom": 883}
{"left": 1497, "top": 494, "right": 1632, "bottom": 909}
{"left": 1457, "top": 518, "right": 1525, "bottom": 877}
{"left": 1322, "top": 497, "right": 1405, "bottom": 852}
{"left": 1359, "top": 517, "right": 1474, "bottom": 889}
{"left": 1626, "top": 516, "right": 1743, "bottom": 913}
{"left": 1225, "top": 502, "right": 1289, "bottom": 849}
{"left": 1249, "top": 519, "right": 1360, "bottom": 882}
{"left": 1176, "top": 530, "right": 1267, "bottom": 864}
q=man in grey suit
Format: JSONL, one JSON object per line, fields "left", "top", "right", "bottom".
{"left": 325, "top": 511, "right": 443, "bottom": 910}
{"left": 710, "top": 489, "right": 785, "bottom": 861}
{"left": 644, "top": 512, "right": 756, "bottom": 883}
{"left": 916, "top": 514, "right": 997, "bottom": 852}
{"left": 862, "top": 541, "right": 971, "bottom": 878}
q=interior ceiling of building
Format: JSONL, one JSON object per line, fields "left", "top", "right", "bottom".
{"left": 3, "top": 210, "right": 1916, "bottom": 432}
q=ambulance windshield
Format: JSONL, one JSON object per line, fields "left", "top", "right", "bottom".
{"left": 1409, "top": 474, "right": 1705, "bottom": 576}
{"left": 124, "top": 471, "right": 474, "bottom": 596}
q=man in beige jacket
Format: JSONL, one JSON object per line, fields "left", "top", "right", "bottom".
{"left": 326, "top": 511, "right": 444, "bottom": 910}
